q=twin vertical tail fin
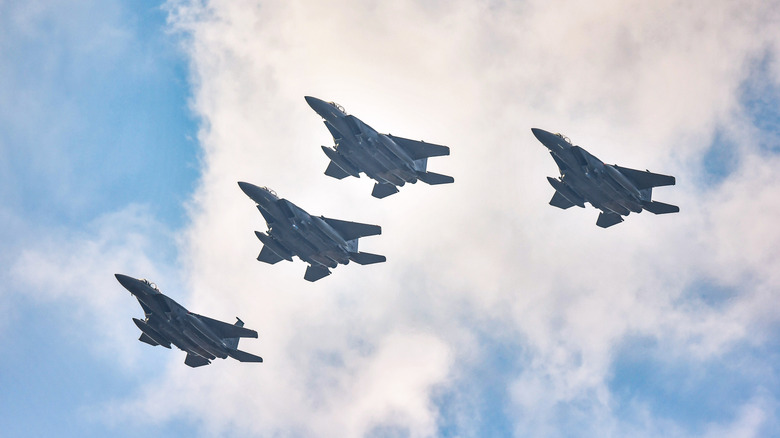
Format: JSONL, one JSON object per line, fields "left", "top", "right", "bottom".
{"left": 224, "top": 318, "right": 263, "bottom": 363}
{"left": 223, "top": 318, "right": 245, "bottom": 350}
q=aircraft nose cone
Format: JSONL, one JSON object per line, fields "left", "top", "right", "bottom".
{"left": 115, "top": 273, "right": 139, "bottom": 292}
{"left": 531, "top": 128, "right": 547, "bottom": 141}
{"left": 238, "top": 181, "right": 274, "bottom": 205}
{"left": 304, "top": 95, "right": 325, "bottom": 110}
{"left": 531, "top": 128, "right": 556, "bottom": 149}
{"left": 304, "top": 95, "right": 337, "bottom": 119}
{"left": 237, "top": 181, "right": 255, "bottom": 196}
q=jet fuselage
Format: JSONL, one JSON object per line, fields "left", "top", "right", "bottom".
{"left": 532, "top": 128, "right": 678, "bottom": 227}
{"left": 238, "top": 182, "right": 353, "bottom": 269}
{"left": 306, "top": 96, "right": 421, "bottom": 186}
{"left": 116, "top": 274, "right": 261, "bottom": 366}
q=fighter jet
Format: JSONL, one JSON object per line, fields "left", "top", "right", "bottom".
{"left": 238, "top": 181, "right": 386, "bottom": 281}
{"left": 531, "top": 128, "right": 679, "bottom": 228}
{"left": 115, "top": 274, "right": 263, "bottom": 368}
{"left": 305, "top": 96, "right": 454, "bottom": 198}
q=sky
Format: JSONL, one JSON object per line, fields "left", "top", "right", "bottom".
{"left": 1, "top": 0, "right": 780, "bottom": 437}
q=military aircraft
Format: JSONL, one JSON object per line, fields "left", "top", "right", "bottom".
{"left": 305, "top": 96, "right": 454, "bottom": 198}
{"left": 238, "top": 181, "right": 386, "bottom": 281}
{"left": 531, "top": 128, "right": 679, "bottom": 228}
{"left": 115, "top": 274, "right": 263, "bottom": 368}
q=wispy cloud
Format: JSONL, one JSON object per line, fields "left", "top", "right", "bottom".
{"left": 9, "top": 0, "right": 774, "bottom": 436}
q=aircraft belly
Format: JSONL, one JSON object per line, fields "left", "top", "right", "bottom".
{"left": 343, "top": 147, "right": 390, "bottom": 183}
{"left": 564, "top": 174, "right": 622, "bottom": 213}
{"left": 158, "top": 324, "right": 208, "bottom": 357}
{"left": 179, "top": 327, "right": 221, "bottom": 359}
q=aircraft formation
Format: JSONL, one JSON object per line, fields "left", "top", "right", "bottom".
{"left": 118, "top": 96, "right": 678, "bottom": 367}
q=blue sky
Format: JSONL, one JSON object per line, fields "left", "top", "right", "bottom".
{"left": 2, "top": 1, "right": 780, "bottom": 437}
{"left": 1, "top": 1, "right": 196, "bottom": 436}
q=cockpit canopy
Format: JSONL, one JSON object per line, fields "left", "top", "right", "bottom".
{"left": 554, "top": 133, "right": 572, "bottom": 145}
{"left": 329, "top": 101, "right": 347, "bottom": 115}
{"left": 261, "top": 186, "right": 278, "bottom": 197}
{"left": 139, "top": 278, "right": 159, "bottom": 291}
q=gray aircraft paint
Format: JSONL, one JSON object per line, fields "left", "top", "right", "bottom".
{"left": 305, "top": 96, "right": 454, "bottom": 198}
{"left": 115, "top": 274, "right": 263, "bottom": 368}
{"left": 238, "top": 181, "right": 385, "bottom": 281}
{"left": 531, "top": 128, "right": 679, "bottom": 228}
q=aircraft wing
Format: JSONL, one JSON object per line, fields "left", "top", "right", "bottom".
{"left": 321, "top": 217, "right": 382, "bottom": 241}
{"left": 387, "top": 135, "right": 450, "bottom": 159}
{"left": 613, "top": 165, "right": 675, "bottom": 189}
{"left": 192, "top": 314, "right": 259, "bottom": 339}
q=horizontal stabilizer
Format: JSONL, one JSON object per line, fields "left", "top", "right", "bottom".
{"left": 613, "top": 165, "right": 675, "bottom": 189}
{"left": 304, "top": 265, "right": 331, "bottom": 282}
{"left": 642, "top": 201, "right": 680, "bottom": 215}
{"left": 138, "top": 333, "right": 160, "bottom": 347}
{"left": 184, "top": 353, "right": 211, "bottom": 368}
{"left": 227, "top": 348, "right": 263, "bottom": 363}
{"left": 388, "top": 135, "right": 450, "bottom": 159}
{"left": 325, "top": 161, "right": 351, "bottom": 179}
{"left": 321, "top": 217, "right": 382, "bottom": 240}
{"left": 596, "top": 212, "right": 624, "bottom": 228}
{"left": 349, "top": 251, "right": 386, "bottom": 265}
{"left": 372, "top": 182, "right": 399, "bottom": 198}
{"left": 417, "top": 171, "right": 454, "bottom": 185}
{"left": 550, "top": 191, "right": 576, "bottom": 209}
{"left": 257, "top": 245, "right": 284, "bottom": 265}
{"left": 194, "top": 314, "right": 258, "bottom": 339}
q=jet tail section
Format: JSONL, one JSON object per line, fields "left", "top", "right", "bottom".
{"left": 324, "top": 161, "right": 351, "bottom": 179}
{"left": 613, "top": 165, "right": 676, "bottom": 189}
{"left": 388, "top": 135, "right": 450, "bottom": 159}
{"left": 224, "top": 318, "right": 247, "bottom": 350}
{"left": 550, "top": 191, "right": 576, "bottom": 209}
{"left": 321, "top": 217, "right": 382, "bottom": 241}
{"left": 184, "top": 353, "right": 211, "bottom": 368}
{"left": 349, "top": 251, "right": 386, "bottom": 265}
{"left": 417, "top": 171, "right": 454, "bottom": 185}
{"left": 195, "top": 314, "right": 259, "bottom": 339}
{"left": 642, "top": 201, "right": 680, "bottom": 215}
{"left": 596, "top": 212, "right": 624, "bottom": 228}
{"left": 227, "top": 348, "right": 263, "bottom": 363}
{"left": 304, "top": 265, "right": 331, "bottom": 282}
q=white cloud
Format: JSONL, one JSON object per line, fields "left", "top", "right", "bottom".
{"left": 93, "top": 0, "right": 780, "bottom": 435}
{"left": 5, "top": 204, "right": 177, "bottom": 369}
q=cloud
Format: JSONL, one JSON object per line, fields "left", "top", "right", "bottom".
{"left": 4, "top": 204, "right": 178, "bottom": 369}
{"left": 92, "top": 0, "right": 780, "bottom": 436}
